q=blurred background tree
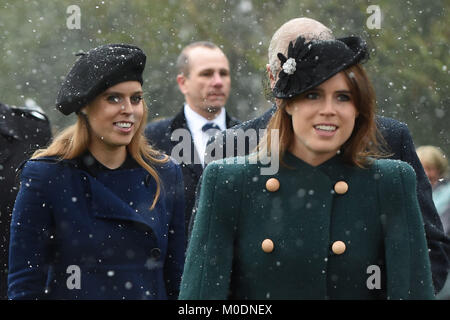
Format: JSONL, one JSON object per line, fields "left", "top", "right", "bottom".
{"left": 0, "top": 0, "right": 448, "bottom": 154}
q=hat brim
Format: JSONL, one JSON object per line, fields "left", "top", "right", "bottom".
{"left": 273, "top": 36, "right": 368, "bottom": 100}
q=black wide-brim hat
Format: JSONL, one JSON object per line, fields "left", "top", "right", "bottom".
{"left": 56, "top": 43, "right": 146, "bottom": 115}
{"left": 273, "top": 36, "right": 368, "bottom": 99}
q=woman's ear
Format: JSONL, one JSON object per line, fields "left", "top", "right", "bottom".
{"left": 285, "top": 103, "right": 293, "bottom": 116}
{"left": 78, "top": 106, "right": 88, "bottom": 116}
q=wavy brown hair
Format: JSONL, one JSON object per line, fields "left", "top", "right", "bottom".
{"left": 33, "top": 100, "right": 168, "bottom": 209}
{"left": 258, "top": 64, "right": 388, "bottom": 168}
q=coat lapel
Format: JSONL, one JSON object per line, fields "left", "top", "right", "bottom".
{"left": 169, "top": 107, "right": 240, "bottom": 177}
{"left": 24, "top": 158, "right": 164, "bottom": 245}
{"left": 225, "top": 112, "right": 241, "bottom": 129}
{"left": 83, "top": 171, "right": 162, "bottom": 244}
{"left": 170, "top": 108, "right": 203, "bottom": 176}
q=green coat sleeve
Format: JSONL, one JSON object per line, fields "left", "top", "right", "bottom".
{"left": 179, "top": 161, "right": 243, "bottom": 299}
{"left": 378, "top": 160, "right": 435, "bottom": 299}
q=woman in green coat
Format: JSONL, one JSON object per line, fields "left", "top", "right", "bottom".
{"left": 179, "top": 34, "right": 435, "bottom": 299}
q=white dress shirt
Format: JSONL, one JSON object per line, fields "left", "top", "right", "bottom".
{"left": 184, "top": 104, "right": 226, "bottom": 166}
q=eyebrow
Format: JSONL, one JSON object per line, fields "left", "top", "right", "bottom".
{"left": 102, "top": 90, "right": 144, "bottom": 96}
{"left": 336, "top": 90, "right": 352, "bottom": 94}
{"left": 199, "top": 68, "right": 229, "bottom": 73}
{"left": 310, "top": 88, "right": 351, "bottom": 94}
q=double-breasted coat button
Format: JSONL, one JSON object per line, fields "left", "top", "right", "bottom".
{"left": 150, "top": 248, "right": 161, "bottom": 259}
{"left": 331, "top": 241, "right": 346, "bottom": 255}
{"left": 266, "top": 178, "right": 280, "bottom": 192}
{"left": 334, "top": 181, "right": 348, "bottom": 194}
{"left": 261, "top": 239, "right": 274, "bottom": 253}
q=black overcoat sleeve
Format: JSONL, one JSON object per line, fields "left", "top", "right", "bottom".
{"left": 376, "top": 116, "right": 450, "bottom": 292}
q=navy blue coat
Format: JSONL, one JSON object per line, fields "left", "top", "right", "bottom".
{"left": 144, "top": 107, "right": 240, "bottom": 238}
{"left": 8, "top": 155, "right": 185, "bottom": 300}
{"left": 205, "top": 104, "right": 449, "bottom": 292}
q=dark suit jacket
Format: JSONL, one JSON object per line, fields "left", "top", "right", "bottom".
{"left": 204, "top": 104, "right": 449, "bottom": 292}
{"left": 144, "top": 107, "right": 240, "bottom": 238}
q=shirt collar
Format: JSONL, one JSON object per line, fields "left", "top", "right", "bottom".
{"left": 184, "top": 103, "right": 226, "bottom": 133}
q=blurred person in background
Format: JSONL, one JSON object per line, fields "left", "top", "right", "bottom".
{"left": 417, "top": 145, "right": 450, "bottom": 299}
{"left": 7, "top": 44, "right": 185, "bottom": 300}
{"left": 145, "top": 41, "right": 240, "bottom": 239}
{"left": 0, "top": 100, "right": 52, "bottom": 300}
{"left": 417, "top": 146, "right": 449, "bottom": 237}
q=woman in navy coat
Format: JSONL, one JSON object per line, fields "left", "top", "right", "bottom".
{"left": 180, "top": 33, "right": 435, "bottom": 299}
{"left": 8, "top": 44, "right": 185, "bottom": 300}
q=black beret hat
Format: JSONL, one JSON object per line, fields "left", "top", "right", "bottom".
{"left": 56, "top": 43, "right": 146, "bottom": 115}
{"left": 273, "top": 36, "right": 368, "bottom": 99}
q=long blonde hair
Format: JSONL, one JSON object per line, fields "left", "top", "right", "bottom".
{"left": 33, "top": 100, "right": 168, "bottom": 209}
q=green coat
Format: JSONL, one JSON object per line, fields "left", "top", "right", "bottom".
{"left": 179, "top": 152, "right": 435, "bottom": 300}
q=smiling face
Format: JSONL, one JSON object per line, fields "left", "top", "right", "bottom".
{"left": 82, "top": 81, "right": 144, "bottom": 154}
{"left": 285, "top": 72, "right": 359, "bottom": 166}
{"left": 177, "top": 46, "right": 231, "bottom": 119}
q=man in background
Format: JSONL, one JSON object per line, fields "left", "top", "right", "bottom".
{"left": 145, "top": 41, "right": 240, "bottom": 237}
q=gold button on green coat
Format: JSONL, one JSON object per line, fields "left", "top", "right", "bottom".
{"left": 334, "top": 181, "right": 348, "bottom": 194}
{"left": 265, "top": 178, "right": 280, "bottom": 192}
{"left": 261, "top": 239, "right": 274, "bottom": 253}
{"left": 332, "top": 241, "right": 346, "bottom": 255}
{"left": 180, "top": 153, "right": 435, "bottom": 300}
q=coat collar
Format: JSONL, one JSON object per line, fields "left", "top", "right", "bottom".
{"left": 170, "top": 107, "right": 190, "bottom": 133}
{"left": 25, "top": 156, "right": 162, "bottom": 244}
{"left": 226, "top": 112, "right": 241, "bottom": 128}
{"left": 75, "top": 151, "right": 139, "bottom": 177}
{"left": 170, "top": 105, "right": 240, "bottom": 133}
{"left": 262, "top": 104, "right": 277, "bottom": 127}
{"left": 82, "top": 170, "right": 162, "bottom": 244}
{"left": 282, "top": 151, "right": 357, "bottom": 183}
